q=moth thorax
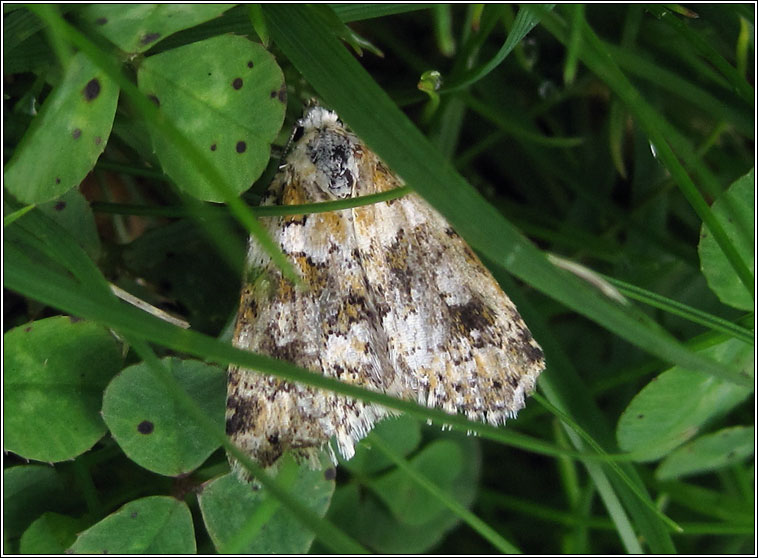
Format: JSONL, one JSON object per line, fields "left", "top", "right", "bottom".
{"left": 305, "top": 130, "right": 357, "bottom": 199}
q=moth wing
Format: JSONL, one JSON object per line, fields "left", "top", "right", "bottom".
{"left": 227, "top": 172, "right": 393, "bottom": 477}
{"left": 352, "top": 160, "right": 545, "bottom": 425}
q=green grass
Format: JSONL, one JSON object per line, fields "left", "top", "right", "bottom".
{"left": 4, "top": 4, "right": 754, "bottom": 554}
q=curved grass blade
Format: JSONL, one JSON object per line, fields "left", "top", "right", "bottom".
{"left": 531, "top": 5, "right": 754, "bottom": 302}
{"left": 444, "top": 4, "right": 555, "bottom": 92}
{"left": 493, "top": 270, "right": 676, "bottom": 552}
{"left": 263, "top": 4, "right": 748, "bottom": 389}
{"left": 368, "top": 434, "right": 520, "bottom": 553}
{"left": 3, "top": 222, "right": 597, "bottom": 464}
{"left": 28, "top": 5, "right": 299, "bottom": 285}
{"left": 604, "top": 276, "right": 754, "bottom": 345}
{"left": 125, "top": 338, "right": 368, "bottom": 554}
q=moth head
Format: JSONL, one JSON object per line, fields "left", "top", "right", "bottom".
{"left": 290, "top": 106, "right": 358, "bottom": 199}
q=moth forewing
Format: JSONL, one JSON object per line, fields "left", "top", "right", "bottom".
{"left": 226, "top": 105, "right": 545, "bottom": 481}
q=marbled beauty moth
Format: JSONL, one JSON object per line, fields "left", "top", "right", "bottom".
{"left": 226, "top": 104, "right": 545, "bottom": 479}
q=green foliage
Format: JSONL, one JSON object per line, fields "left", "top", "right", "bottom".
{"left": 68, "top": 496, "right": 196, "bottom": 554}
{"left": 37, "top": 188, "right": 101, "bottom": 260}
{"left": 340, "top": 414, "right": 423, "bottom": 476}
{"left": 698, "top": 169, "right": 755, "bottom": 310}
{"left": 79, "top": 4, "right": 234, "bottom": 54}
{"left": 4, "top": 466, "right": 67, "bottom": 553}
{"left": 19, "top": 512, "right": 86, "bottom": 554}
{"left": 120, "top": 219, "right": 241, "bottom": 333}
{"left": 656, "top": 426, "right": 755, "bottom": 481}
{"left": 617, "top": 338, "right": 753, "bottom": 461}
{"left": 3, "top": 4, "right": 753, "bottom": 555}
{"left": 4, "top": 52, "right": 118, "bottom": 203}
{"left": 102, "top": 357, "right": 226, "bottom": 477}
{"left": 321, "top": 421, "right": 482, "bottom": 554}
{"left": 4, "top": 317, "right": 123, "bottom": 462}
{"left": 137, "top": 34, "right": 286, "bottom": 201}
{"left": 370, "top": 439, "right": 469, "bottom": 526}
{"left": 198, "top": 458, "right": 335, "bottom": 553}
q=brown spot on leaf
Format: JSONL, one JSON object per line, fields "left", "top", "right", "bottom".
{"left": 324, "top": 467, "right": 336, "bottom": 481}
{"left": 140, "top": 32, "right": 161, "bottom": 46}
{"left": 82, "top": 79, "right": 101, "bottom": 101}
{"left": 137, "top": 420, "right": 154, "bottom": 434}
{"left": 210, "top": 143, "right": 217, "bottom": 151}
{"left": 54, "top": 201, "right": 67, "bottom": 211}
{"left": 271, "top": 83, "right": 287, "bottom": 103}
{"left": 148, "top": 94, "right": 160, "bottom": 107}
{"left": 72, "top": 128, "right": 82, "bottom": 139}
{"left": 247, "top": 60, "right": 254, "bottom": 68}
{"left": 232, "top": 77, "right": 243, "bottom": 90}
{"left": 236, "top": 141, "right": 247, "bottom": 153}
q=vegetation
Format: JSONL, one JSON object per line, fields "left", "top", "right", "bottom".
{"left": 4, "top": 4, "right": 754, "bottom": 554}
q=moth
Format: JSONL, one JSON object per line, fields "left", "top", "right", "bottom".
{"left": 226, "top": 104, "right": 545, "bottom": 478}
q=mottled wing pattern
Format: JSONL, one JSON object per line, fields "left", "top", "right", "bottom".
{"left": 226, "top": 167, "right": 393, "bottom": 476}
{"left": 227, "top": 105, "right": 544, "bottom": 480}
{"left": 351, "top": 157, "right": 545, "bottom": 425}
